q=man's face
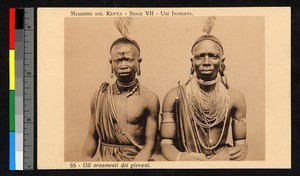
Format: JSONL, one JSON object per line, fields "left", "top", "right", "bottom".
{"left": 191, "top": 40, "right": 224, "bottom": 81}
{"left": 110, "top": 43, "right": 141, "bottom": 81}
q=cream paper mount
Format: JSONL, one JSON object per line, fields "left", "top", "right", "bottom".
{"left": 37, "top": 7, "right": 290, "bottom": 169}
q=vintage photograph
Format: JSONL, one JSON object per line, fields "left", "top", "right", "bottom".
{"left": 64, "top": 16, "right": 264, "bottom": 161}
{"left": 37, "top": 8, "right": 290, "bottom": 169}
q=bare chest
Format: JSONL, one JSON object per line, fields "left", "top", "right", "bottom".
{"left": 111, "top": 94, "right": 148, "bottom": 124}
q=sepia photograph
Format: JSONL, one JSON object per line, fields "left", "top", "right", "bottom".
{"left": 37, "top": 8, "right": 290, "bottom": 169}
{"left": 65, "top": 16, "right": 264, "bottom": 162}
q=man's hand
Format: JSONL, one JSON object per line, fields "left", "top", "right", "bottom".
{"left": 180, "top": 152, "right": 208, "bottom": 161}
{"left": 229, "top": 143, "right": 248, "bottom": 160}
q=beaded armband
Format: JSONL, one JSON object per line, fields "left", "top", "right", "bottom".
{"left": 232, "top": 116, "right": 247, "bottom": 124}
{"left": 161, "top": 139, "right": 174, "bottom": 145}
{"left": 234, "top": 139, "right": 246, "bottom": 145}
{"left": 161, "top": 112, "right": 175, "bottom": 124}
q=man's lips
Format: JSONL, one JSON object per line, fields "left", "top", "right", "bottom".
{"left": 118, "top": 72, "right": 130, "bottom": 76}
{"left": 201, "top": 70, "right": 213, "bottom": 74}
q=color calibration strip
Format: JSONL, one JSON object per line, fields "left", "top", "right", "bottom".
{"left": 9, "top": 8, "right": 16, "bottom": 170}
{"left": 9, "top": 7, "right": 35, "bottom": 170}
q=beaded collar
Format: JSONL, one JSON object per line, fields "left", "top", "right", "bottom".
{"left": 196, "top": 74, "right": 220, "bottom": 86}
{"left": 116, "top": 79, "right": 139, "bottom": 98}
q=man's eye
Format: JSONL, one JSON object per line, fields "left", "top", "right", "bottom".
{"left": 128, "top": 59, "right": 135, "bottom": 62}
{"left": 195, "top": 55, "right": 205, "bottom": 60}
{"left": 113, "top": 60, "right": 120, "bottom": 63}
{"left": 194, "top": 54, "right": 205, "bottom": 59}
{"left": 208, "top": 53, "right": 219, "bottom": 59}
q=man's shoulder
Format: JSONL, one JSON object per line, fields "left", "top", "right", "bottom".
{"left": 165, "top": 85, "right": 186, "bottom": 99}
{"left": 140, "top": 85, "right": 159, "bottom": 100}
{"left": 162, "top": 85, "right": 187, "bottom": 105}
{"left": 228, "top": 87, "right": 244, "bottom": 98}
{"left": 228, "top": 87, "right": 246, "bottom": 106}
{"left": 91, "top": 82, "right": 110, "bottom": 100}
{"left": 139, "top": 85, "right": 159, "bottom": 109}
{"left": 99, "top": 82, "right": 110, "bottom": 92}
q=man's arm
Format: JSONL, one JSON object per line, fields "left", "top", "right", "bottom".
{"left": 160, "top": 88, "right": 207, "bottom": 161}
{"left": 134, "top": 94, "right": 159, "bottom": 161}
{"left": 229, "top": 88, "right": 247, "bottom": 160}
{"left": 82, "top": 91, "right": 99, "bottom": 160}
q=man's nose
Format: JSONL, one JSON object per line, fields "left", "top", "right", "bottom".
{"left": 120, "top": 60, "right": 128, "bottom": 68}
{"left": 203, "top": 54, "right": 210, "bottom": 64}
{"left": 202, "top": 55, "right": 211, "bottom": 66}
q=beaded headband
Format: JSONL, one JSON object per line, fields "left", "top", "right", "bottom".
{"left": 191, "top": 34, "right": 224, "bottom": 55}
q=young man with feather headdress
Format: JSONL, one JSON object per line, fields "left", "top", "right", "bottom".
{"left": 82, "top": 18, "right": 159, "bottom": 161}
{"left": 160, "top": 17, "right": 247, "bottom": 161}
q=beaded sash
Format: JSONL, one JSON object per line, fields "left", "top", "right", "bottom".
{"left": 94, "top": 83, "right": 144, "bottom": 150}
{"left": 109, "top": 85, "right": 144, "bottom": 150}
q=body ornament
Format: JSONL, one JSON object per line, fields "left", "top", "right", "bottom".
{"left": 109, "top": 85, "right": 144, "bottom": 150}
{"left": 161, "top": 139, "right": 174, "bottom": 145}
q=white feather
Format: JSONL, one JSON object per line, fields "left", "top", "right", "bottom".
{"left": 203, "top": 16, "right": 216, "bottom": 35}
{"left": 114, "top": 17, "right": 133, "bottom": 39}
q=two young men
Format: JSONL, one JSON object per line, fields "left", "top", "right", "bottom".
{"left": 82, "top": 34, "right": 247, "bottom": 161}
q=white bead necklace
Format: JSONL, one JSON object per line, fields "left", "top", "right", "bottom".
{"left": 187, "top": 76, "right": 230, "bottom": 150}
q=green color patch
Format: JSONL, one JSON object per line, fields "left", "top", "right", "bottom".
{"left": 9, "top": 91, "right": 15, "bottom": 131}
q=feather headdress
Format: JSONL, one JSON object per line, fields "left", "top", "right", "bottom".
{"left": 110, "top": 17, "right": 140, "bottom": 54}
{"left": 202, "top": 16, "right": 216, "bottom": 35}
{"left": 191, "top": 16, "right": 223, "bottom": 54}
{"left": 114, "top": 17, "right": 133, "bottom": 39}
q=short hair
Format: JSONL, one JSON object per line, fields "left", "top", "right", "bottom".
{"left": 110, "top": 37, "right": 140, "bottom": 54}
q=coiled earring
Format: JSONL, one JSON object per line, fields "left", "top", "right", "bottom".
{"left": 137, "top": 65, "right": 141, "bottom": 76}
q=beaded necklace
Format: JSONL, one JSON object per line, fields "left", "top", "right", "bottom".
{"left": 186, "top": 75, "right": 229, "bottom": 150}
{"left": 197, "top": 77, "right": 218, "bottom": 86}
{"left": 116, "top": 79, "right": 139, "bottom": 98}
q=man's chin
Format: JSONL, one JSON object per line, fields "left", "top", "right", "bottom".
{"left": 197, "top": 74, "right": 217, "bottom": 81}
{"left": 116, "top": 73, "right": 135, "bottom": 81}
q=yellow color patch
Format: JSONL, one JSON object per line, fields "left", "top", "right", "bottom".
{"left": 9, "top": 50, "right": 15, "bottom": 90}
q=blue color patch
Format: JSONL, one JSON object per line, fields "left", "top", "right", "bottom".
{"left": 9, "top": 132, "right": 15, "bottom": 170}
